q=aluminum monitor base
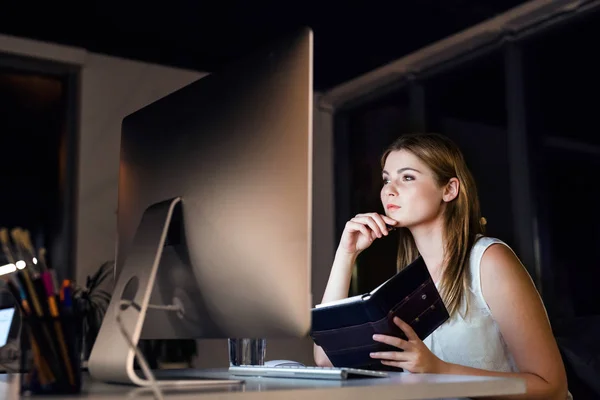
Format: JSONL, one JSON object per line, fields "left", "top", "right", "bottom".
{"left": 88, "top": 197, "right": 241, "bottom": 387}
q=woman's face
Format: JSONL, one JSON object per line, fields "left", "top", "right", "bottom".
{"left": 380, "top": 149, "right": 449, "bottom": 229}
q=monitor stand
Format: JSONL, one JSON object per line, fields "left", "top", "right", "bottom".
{"left": 88, "top": 197, "right": 242, "bottom": 387}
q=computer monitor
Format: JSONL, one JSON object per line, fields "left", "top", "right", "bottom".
{"left": 0, "top": 299, "right": 21, "bottom": 373}
{"left": 88, "top": 28, "right": 313, "bottom": 386}
{"left": 0, "top": 306, "right": 16, "bottom": 347}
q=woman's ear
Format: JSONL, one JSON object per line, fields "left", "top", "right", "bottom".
{"left": 443, "top": 178, "right": 460, "bottom": 202}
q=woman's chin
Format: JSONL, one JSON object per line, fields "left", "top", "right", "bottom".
{"left": 384, "top": 212, "right": 407, "bottom": 228}
{"left": 390, "top": 219, "right": 406, "bottom": 228}
{"left": 391, "top": 217, "right": 417, "bottom": 229}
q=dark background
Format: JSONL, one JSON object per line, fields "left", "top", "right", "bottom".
{"left": 0, "top": 1, "right": 528, "bottom": 90}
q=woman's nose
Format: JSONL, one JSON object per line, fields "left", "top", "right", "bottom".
{"left": 383, "top": 184, "right": 397, "bottom": 196}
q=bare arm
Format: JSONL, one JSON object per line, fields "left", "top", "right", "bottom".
{"left": 313, "top": 213, "right": 397, "bottom": 367}
{"left": 321, "top": 250, "right": 356, "bottom": 303}
{"left": 439, "top": 244, "right": 568, "bottom": 399}
{"left": 313, "top": 250, "right": 356, "bottom": 366}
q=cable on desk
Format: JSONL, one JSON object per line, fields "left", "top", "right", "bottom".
{"left": 117, "top": 300, "right": 183, "bottom": 400}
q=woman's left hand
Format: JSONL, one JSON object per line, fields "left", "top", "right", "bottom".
{"left": 370, "top": 316, "right": 446, "bottom": 373}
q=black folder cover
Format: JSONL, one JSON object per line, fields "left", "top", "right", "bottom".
{"left": 310, "top": 257, "right": 449, "bottom": 370}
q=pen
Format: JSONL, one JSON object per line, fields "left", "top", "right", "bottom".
{"left": 42, "top": 273, "right": 75, "bottom": 386}
{"left": 6, "top": 280, "right": 29, "bottom": 316}
{"left": 19, "top": 271, "right": 63, "bottom": 383}
{"left": 29, "top": 331, "right": 53, "bottom": 386}
{"left": 0, "top": 227, "right": 82, "bottom": 390}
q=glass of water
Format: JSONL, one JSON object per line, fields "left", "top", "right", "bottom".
{"left": 228, "top": 338, "right": 266, "bottom": 366}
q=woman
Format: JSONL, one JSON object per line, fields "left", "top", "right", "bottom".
{"left": 314, "top": 133, "right": 570, "bottom": 399}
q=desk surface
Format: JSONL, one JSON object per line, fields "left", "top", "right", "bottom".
{"left": 0, "top": 369, "right": 526, "bottom": 400}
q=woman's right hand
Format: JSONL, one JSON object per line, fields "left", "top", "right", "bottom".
{"left": 338, "top": 213, "right": 398, "bottom": 256}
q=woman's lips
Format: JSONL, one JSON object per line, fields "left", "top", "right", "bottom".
{"left": 386, "top": 204, "right": 400, "bottom": 210}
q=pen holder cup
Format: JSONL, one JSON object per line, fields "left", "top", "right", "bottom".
{"left": 20, "top": 313, "right": 83, "bottom": 395}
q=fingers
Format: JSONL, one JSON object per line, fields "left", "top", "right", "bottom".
{"left": 344, "top": 221, "right": 372, "bottom": 239}
{"left": 367, "top": 213, "right": 390, "bottom": 235}
{"left": 352, "top": 213, "right": 394, "bottom": 237}
{"left": 380, "top": 360, "right": 408, "bottom": 370}
{"left": 393, "top": 317, "right": 419, "bottom": 341}
{"left": 381, "top": 215, "right": 398, "bottom": 226}
{"left": 372, "top": 334, "right": 409, "bottom": 350}
{"left": 351, "top": 216, "right": 384, "bottom": 238}
{"left": 369, "top": 351, "right": 409, "bottom": 361}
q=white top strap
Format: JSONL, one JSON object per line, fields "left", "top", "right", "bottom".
{"left": 469, "top": 236, "right": 508, "bottom": 314}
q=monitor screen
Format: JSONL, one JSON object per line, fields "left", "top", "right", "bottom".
{"left": 0, "top": 307, "right": 15, "bottom": 347}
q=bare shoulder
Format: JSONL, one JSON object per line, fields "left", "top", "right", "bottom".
{"left": 479, "top": 242, "right": 543, "bottom": 319}
{"left": 479, "top": 242, "right": 534, "bottom": 289}
{"left": 479, "top": 242, "right": 567, "bottom": 396}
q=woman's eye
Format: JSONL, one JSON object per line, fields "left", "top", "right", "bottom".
{"left": 382, "top": 178, "right": 391, "bottom": 185}
{"left": 402, "top": 175, "right": 415, "bottom": 182}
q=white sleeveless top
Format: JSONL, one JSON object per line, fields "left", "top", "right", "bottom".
{"left": 423, "top": 236, "right": 572, "bottom": 399}
{"left": 423, "top": 236, "right": 518, "bottom": 371}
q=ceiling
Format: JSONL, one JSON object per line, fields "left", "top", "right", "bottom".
{"left": 0, "top": 0, "right": 529, "bottom": 90}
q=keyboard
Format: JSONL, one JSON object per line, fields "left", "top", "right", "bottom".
{"left": 228, "top": 365, "right": 389, "bottom": 380}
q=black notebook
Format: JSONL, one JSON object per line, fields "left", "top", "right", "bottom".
{"left": 310, "top": 257, "right": 449, "bottom": 370}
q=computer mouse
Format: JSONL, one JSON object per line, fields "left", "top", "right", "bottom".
{"left": 264, "top": 360, "right": 306, "bottom": 367}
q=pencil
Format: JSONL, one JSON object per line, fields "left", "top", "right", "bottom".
{"left": 42, "top": 273, "right": 75, "bottom": 386}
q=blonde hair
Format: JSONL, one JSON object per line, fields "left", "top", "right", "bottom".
{"left": 381, "top": 133, "right": 486, "bottom": 317}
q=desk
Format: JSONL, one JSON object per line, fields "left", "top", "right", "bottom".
{"left": 0, "top": 369, "right": 526, "bottom": 400}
